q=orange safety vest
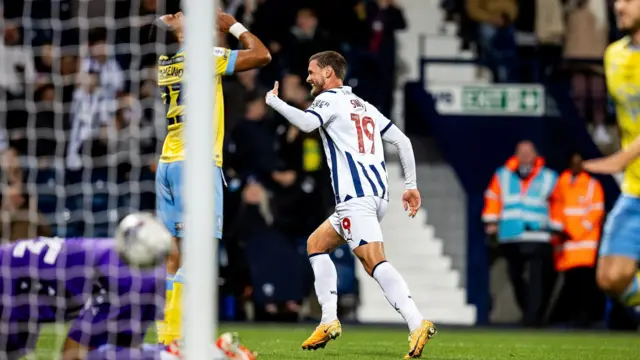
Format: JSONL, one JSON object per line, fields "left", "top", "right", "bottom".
{"left": 553, "top": 171, "right": 604, "bottom": 272}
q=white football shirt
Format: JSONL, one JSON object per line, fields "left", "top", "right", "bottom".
{"left": 305, "top": 86, "right": 393, "bottom": 204}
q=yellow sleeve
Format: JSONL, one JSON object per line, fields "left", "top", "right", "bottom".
{"left": 213, "top": 47, "right": 238, "bottom": 76}
{"left": 604, "top": 45, "right": 616, "bottom": 103}
{"left": 604, "top": 40, "right": 626, "bottom": 95}
{"left": 603, "top": 44, "right": 613, "bottom": 78}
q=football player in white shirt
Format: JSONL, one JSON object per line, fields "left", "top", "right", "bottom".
{"left": 265, "top": 51, "right": 436, "bottom": 359}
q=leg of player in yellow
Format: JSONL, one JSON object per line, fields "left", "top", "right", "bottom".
{"left": 163, "top": 267, "right": 184, "bottom": 344}
{"left": 162, "top": 166, "right": 225, "bottom": 344}
{"left": 596, "top": 195, "right": 640, "bottom": 309}
{"left": 160, "top": 242, "right": 181, "bottom": 344}
{"left": 156, "top": 161, "right": 188, "bottom": 344}
{"left": 156, "top": 161, "right": 182, "bottom": 344}
{"left": 623, "top": 272, "right": 640, "bottom": 306}
{"left": 156, "top": 274, "right": 174, "bottom": 343}
{"left": 598, "top": 256, "right": 640, "bottom": 306}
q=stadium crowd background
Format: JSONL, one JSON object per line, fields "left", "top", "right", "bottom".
{"left": 0, "top": 0, "right": 636, "bottom": 330}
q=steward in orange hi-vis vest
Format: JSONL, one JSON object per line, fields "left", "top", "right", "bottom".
{"left": 553, "top": 170, "right": 604, "bottom": 272}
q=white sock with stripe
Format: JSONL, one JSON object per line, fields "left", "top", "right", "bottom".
{"left": 372, "top": 261, "right": 424, "bottom": 332}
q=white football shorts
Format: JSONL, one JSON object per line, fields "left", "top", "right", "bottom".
{"left": 329, "top": 196, "right": 388, "bottom": 250}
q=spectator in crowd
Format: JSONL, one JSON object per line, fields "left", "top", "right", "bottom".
{"left": 564, "top": 0, "right": 609, "bottom": 124}
{"left": 225, "top": 97, "right": 306, "bottom": 321}
{"left": 0, "top": 182, "right": 51, "bottom": 243}
{"left": 33, "top": 42, "right": 54, "bottom": 82}
{"left": 80, "top": 28, "right": 124, "bottom": 96}
{"left": 66, "top": 70, "right": 114, "bottom": 171}
{"left": 51, "top": 52, "right": 82, "bottom": 104}
{"left": 0, "top": 147, "right": 51, "bottom": 243}
{"left": 466, "top": 0, "right": 518, "bottom": 82}
{"left": 282, "top": 8, "right": 338, "bottom": 81}
{"left": 552, "top": 153, "right": 604, "bottom": 327}
{"left": 483, "top": 140, "right": 563, "bottom": 327}
{"left": 1, "top": 147, "right": 23, "bottom": 186}
{"left": 227, "top": 97, "right": 279, "bottom": 184}
{"left": 27, "top": 83, "right": 59, "bottom": 159}
{"left": 0, "top": 15, "right": 36, "bottom": 100}
{"left": 360, "top": 0, "right": 407, "bottom": 117}
{"left": 223, "top": 69, "right": 268, "bottom": 132}
{"left": 91, "top": 95, "right": 148, "bottom": 181}
{"left": 531, "top": 0, "right": 564, "bottom": 80}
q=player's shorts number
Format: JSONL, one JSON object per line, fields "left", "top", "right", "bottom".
{"left": 350, "top": 113, "right": 375, "bottom": 154}
{"left": 12, "top": 237, "right": 64, "bottom": 265}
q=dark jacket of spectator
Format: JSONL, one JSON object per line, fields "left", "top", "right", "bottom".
{"left": 282, "top": 8, "right": 339, "bottom": 80}
{"left": 226, "top": 99, "right": 278, "bottom": 184}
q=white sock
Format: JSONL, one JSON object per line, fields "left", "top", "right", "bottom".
{"left": 372, "top": 261, "right": 424, "bottom": 332}
{"left": 309, "top": 253, "right": 338, "bottom": 324}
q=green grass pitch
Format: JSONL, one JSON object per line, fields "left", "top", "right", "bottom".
{"left": 34, "top": 324, "right": 639, "bottom": 360}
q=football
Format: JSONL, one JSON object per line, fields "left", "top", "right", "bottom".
{"left": 115, "top": 212, "right": 173, "bottom": 268}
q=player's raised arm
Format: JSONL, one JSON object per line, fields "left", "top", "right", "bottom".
{"left": 217, "top": 10, "right": 270, "bottom": 74}
{"left": 265, "top": 81, "right": 328, "bottom": 133}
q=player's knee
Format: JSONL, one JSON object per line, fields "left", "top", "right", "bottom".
{"left": 307, "top": 221, "right": 341, "bottom": 255}
{"left": 306, "top": 231, "right": 325, "bottom": 256}
{"left": 597, "top": 262, "right": 634, "bottom": 296}
{"left": 353, "top": 242, "right": 386, "bottom": 276}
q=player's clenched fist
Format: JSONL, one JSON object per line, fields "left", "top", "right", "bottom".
{"left": 217, "top": 8, "right": 238, "bottom": 33}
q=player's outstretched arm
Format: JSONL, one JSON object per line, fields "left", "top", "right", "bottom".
{"left": 265, "top": 81, "right": 324, "bottom": 133}
{"left": 218, "top": 10, "right": 270, "bottom": 73}
{"left": 380, "top": 121, "right": 420, "bottom": 217}
{"left": 583, "top": 134, "right": 640, "bottom": 174}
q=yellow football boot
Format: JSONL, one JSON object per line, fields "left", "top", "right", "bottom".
{"left": 301, "top": 320, "right": 342, "bottom": 350}
{"left": 404, "top": 320, "right": 437, "bottom": 359}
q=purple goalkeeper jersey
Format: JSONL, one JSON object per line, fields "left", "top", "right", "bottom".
{"left": 0, "top": 237, "right": 165, "bottom": 359}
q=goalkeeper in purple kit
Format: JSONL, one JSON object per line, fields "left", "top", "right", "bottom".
{"left": 0, "top": 213, "right": 257, "bottom": 360}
